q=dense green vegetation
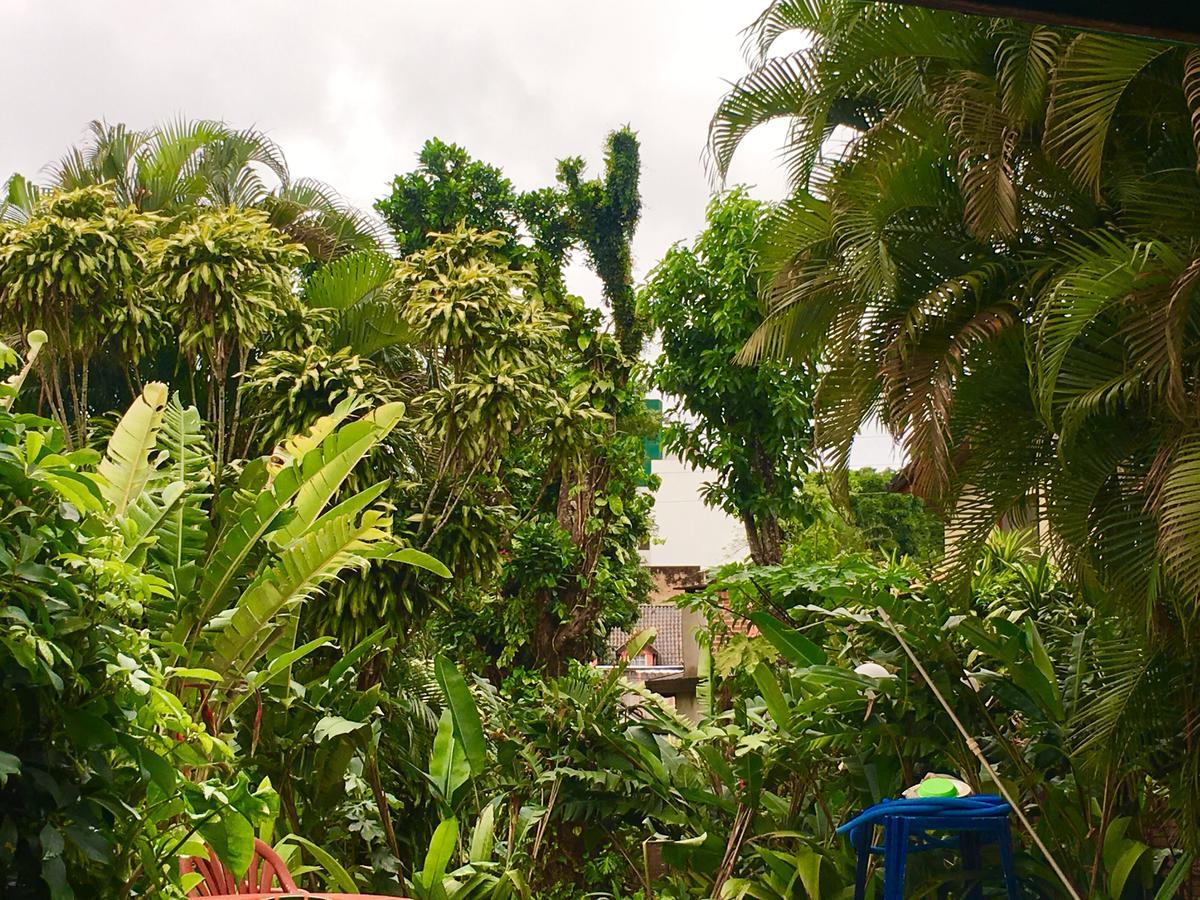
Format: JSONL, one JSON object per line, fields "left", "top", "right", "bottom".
{"left": 644, "top": 189, "right": 815, "bottom": 565}
{"left": 3, "top": 3, "right": 1200, "bottom": 897}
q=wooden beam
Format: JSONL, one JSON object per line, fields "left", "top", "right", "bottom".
{"left": 895, "top": 0, "right": 1200, "bottom": 43}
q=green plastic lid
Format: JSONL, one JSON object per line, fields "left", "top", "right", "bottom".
{"left": 916, "top": 777, "right": 959, "bottom": 798}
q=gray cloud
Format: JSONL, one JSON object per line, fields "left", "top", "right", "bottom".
{"left": 1, "top": 0, "right": 791, "bottom": 297}
{"left": 0, "top": 1, "right": 898, "bottom": 465}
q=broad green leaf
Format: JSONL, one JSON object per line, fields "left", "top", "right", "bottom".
{"left": 753, "top": 663, "right": 792, "bottom": 730}
{"left": 429, "top": 709, "right": 470, "bottom": 805}
{"left": 1108, "top": 839, "right": 1150, "bottom": 900}
{"left": 154, "top": 395, "right": 211, "bottom": 570}
{"left": 748, "top": 612, "right": 825, "bottom": 667}
{"left": 468, "top": 803, "right": 496, "bottom": 863}
{"left": 696, "top": 638, "right": 714, "bottom": 722}
{"left": 422, "top": 817, "right": 459, "bottom": 888}
{"left": 0, "top": 750, "right": 20, "bottom": 784}
{"left": 196, "top": 404, "right": 393, "bottom": 621}
{"left": 1023, "top": 618, "right": 1062, "bottom": 713}
{"left": 434, "top": 654, "right": 487, "bottom": 775}
{"left": 165, "top": 667, "right": 223, "bottom": 683}
{"left": 123, "top": 481, "right": 186, "bottom": 561}
{"left": 795, "top": 845, "right": 822, "bottom": 898}
{"left": 194, "top": 486, "right": 299, "bottom": 624}
{"left": 265, "top": 634, "right": 335, "bottom": 678}
{"left": 313, "top": 715, "right": 368, "bottom": 743}
{"left": 390, "top": 547, "right": 451, "bottom": 578}
{"left": 200, "top": 811, "right": 255, "bottom": 880}
{"left": 98, "top": 382, "right": 168, "bottom": 514}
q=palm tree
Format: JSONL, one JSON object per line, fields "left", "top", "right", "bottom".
{"left": 1, "top": 121, "right": 394, "bottom": 448}
{"left": 25, "top": 118, "right": 384, "bottom": 260}
{"left": 712, "top": 0, "right": 1200, "bottom": 849}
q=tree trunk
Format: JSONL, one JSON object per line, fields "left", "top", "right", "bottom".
{"left": 525, "top": 436, "right": 621, "bottom": 674}
{"left": 742, "top": 510, "right": 783, "bottom": 566}
{"left": 741, "top": 440, "right": 784, "bottom": 565}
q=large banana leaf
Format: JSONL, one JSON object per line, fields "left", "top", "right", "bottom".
{"left": 98, "top": 381, "right": 168, "bottom": 514}
{"left": 122, "top": 480, "right": 186, "bottom": 562}
{"left": 196, "top": 403, "right": 401, "bottom": 619}
{"left": 204, "top": 509, "right": 390, "bottom": 679}
{"left": 193, "top": 482, "right": 300, "bottom": 626}
{"left": 270, "top": 401, "right": 404, "bottom": 544}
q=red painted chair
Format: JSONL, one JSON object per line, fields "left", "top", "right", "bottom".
{"left": 181, "top": 838, "right": 304, "bottom": 896}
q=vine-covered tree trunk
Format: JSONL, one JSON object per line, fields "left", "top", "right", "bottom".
{"left": 525, "top": 127, "right": 646, "bottom": 675}
{"left": 529, "top": 451, "right": 614, "bottom": 675}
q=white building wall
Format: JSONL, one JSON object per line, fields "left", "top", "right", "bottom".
{"left": 640, "top": 424, "right": 905, "bottom": 571}
{"left": 640, "top": 454, "right": 748, "bottom": 568}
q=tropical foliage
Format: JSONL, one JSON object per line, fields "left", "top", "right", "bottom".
{"left": 644, "top": 188, "right": 816, "bottom": 564}
{"left": 0, "top": 121, "right": 662, "bottom": 896}
{"left": 5, "top": 4, "right": 1200, "bottom": 889}
{"left": 712, "top": 0, "right": 1200, "bottom": 858}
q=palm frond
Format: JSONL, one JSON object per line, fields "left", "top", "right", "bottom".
{"left": 708, "top": 50, "right": 819, "bottom": 184}
{"left": 303, "top": 250, "right": 395, "bottom": 311}
{"left": 1185, "top": 49, "right": 1200, "bottom": 170}
{"left": 1152, "top": 432, "right": 1200, "bottom": 601}
{"left": 1045, "top": 34, "right": 1171, "bottom": 194}
{"left": 739, "top": 0, "right": 831, "bottom": 66}
{"left": 993, "top": 23, "right": 1062, "bottom": 123}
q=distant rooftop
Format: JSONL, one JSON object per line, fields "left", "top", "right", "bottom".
{"left": 608, "top": 603, "right": 684, "bottom": 668}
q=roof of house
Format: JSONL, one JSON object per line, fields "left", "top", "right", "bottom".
{"left": 608, "top": 604, "right": 684, "bottom": 667}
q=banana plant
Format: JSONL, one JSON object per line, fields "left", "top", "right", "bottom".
{"left": 94, "top": 383, "right": 444, "bottom": 723}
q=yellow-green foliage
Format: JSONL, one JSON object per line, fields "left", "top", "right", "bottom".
{"left": 0, "top": 185, "right": 162, "bottom": 360}
{"left": 148, "top": 206, "right": 307, "bottom": 361}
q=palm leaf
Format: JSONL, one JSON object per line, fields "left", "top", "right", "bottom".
{"left": 708, "top": 50, "right": 819, "bottom": 183}
{"left": 1070, "top": 636, "right": 1159, "bottom": 762}
{"left": 1045, "top": 34, "right": 1171, "bottom": 194}
{"left": 302, "top": 250, "right": 395, "bottom": 311}
{"left": 994, "top": 24, "right": 1062, "bottom": 123}
{"left": 1185, "top": 49, "right": 1200, "bottom": 169}
{"left": 1153, "top": 432, "right": 1200, "bottom": 600}
{"left": 740, "top": 0, "right": 830, "bottom": 66}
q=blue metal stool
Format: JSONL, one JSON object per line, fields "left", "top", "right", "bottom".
{"left": 837, "top": 795, "right": 1019, "bottom": 900}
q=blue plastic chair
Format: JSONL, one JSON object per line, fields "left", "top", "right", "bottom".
{"left": 837, "top": 795, "right": 1019, "bottom": 900}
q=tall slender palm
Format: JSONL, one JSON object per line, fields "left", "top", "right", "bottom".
{"left": 713, "top": 0, "right": 1200, "bottom": 847}
{"left": 26, "top": 118, "right": 385, "bottom": 260}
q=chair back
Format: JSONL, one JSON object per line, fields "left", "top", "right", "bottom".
{"left": 180, "top": 838, "right": 300, "bottom": 896}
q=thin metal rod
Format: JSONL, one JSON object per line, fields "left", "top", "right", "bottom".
{"left": 878, "top": 607, "right": 1084, "bottom": 900}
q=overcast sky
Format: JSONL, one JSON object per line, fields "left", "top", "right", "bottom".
{"left": 0, "top": 0, "right": 900, "bottom": 467}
